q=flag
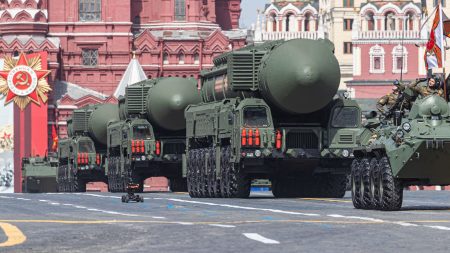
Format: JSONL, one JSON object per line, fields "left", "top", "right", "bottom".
{"left": 443, "top": 9, "right": 450, "bottom": 37}
{"left": 51, "top": 124, "right": 58, "bottom": 151}
{"left": 425, "top": 4, "right": 445, "bottom": 70}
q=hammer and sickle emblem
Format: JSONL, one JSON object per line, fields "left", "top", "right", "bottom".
{"left": 16, "top": 72, "right": 29, "bottom": 86}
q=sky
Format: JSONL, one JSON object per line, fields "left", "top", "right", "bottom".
{"left": 239, "top": 0, "right": 270, "bottom": 29}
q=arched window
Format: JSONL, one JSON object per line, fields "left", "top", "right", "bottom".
{"left": 193, "top": 53, "right": 200, "bottom": 64}
{"left": 178, "top": 53, "right": 185, "bottom": 64}
{"left": 304, "top": 13, "right": 311, "bottom": 31}
{"left": 175, "top": 0, "right": 186, "bottom": 21}
{"left": 271, "top": 13, "right": 277, "bottom": 32}
{"left": 406, "top": 12, "right": 414, "bottom": 31}
{"left": 79, "top": 0, "right": 101, "bottom": 22}
{"left": 285, "top": 13, "right": 293, "bottom": 32}
{"left": 365, "top": 12, "right": 375, "bottom": 31}
{"left": 369, "top": 44, "right": 385, "bottom": 74}
{"left": 385, "top": 11, "right": 395, "bottom": 31}
{"left": 163, "top": 52, "right": 169, "bottom": 64}
{"left": 392, "top": 45, "right": 408, "bottom": 73}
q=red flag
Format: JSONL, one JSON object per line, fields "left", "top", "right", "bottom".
{"left": 51, "top": 124, "right": 58, "bottom": 151}
{"left": 425, "top": 4, "right": 445, "bottom": 70}
{"left": 443, "top": 9, "right": 450, "bottom": 37}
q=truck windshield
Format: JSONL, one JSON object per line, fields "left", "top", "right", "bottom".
{"left": 243, "top": 107, "right": 269, "bottom": 127}
{"left": 331, "top": 107, "right": 359, "bottom": 128}
{"left": 78, "top": 140, "right": 95, "bottom": 153}
{"left": 133, "top": 125, "right": 151, "bottom": 139}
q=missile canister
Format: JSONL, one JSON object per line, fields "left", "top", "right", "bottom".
{"left": 201, "top": 39, "right": 340, "bottom": 114}
{"left": 87, "top": 104, "right": 120, "bottom": 145}
{"left": 145, "top": 77, "right": 201, "bottom": 131}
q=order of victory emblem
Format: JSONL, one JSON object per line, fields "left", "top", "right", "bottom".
{"left": 0, "top": 53, "right": 51, "bottom": 110}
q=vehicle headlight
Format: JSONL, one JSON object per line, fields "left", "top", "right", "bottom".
{"left": 141, "top": 155, "right": 146, "bottom": 161}
{"left": 342, "top": 149, "right": 350, "bottom": 158}
{"left": 396, "top": 130, "right": 404, "bottom": 138}
{"left": 255, "top": 150, "right": 262, "bottom": 157}
{"left": 402, "top": 122, "right": 411, "bottom": 132}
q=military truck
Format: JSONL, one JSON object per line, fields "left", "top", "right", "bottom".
{"left": 185, "top": 39, "right": 362, "bottom": 198}
{"left": 57, "top": 104, "right": 119, "bottom": 192}
{"left": 352, "top": 86, "right": 450, "bottom": 211}
{"left": 106, "top": 77, "right": 201, "bottom": 192}
{"left": 22, "top": 154, "right": 58, "bottom": 193}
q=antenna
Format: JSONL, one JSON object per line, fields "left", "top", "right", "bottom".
{"left": 400, "top": 16, "right": 406, "bottom": 83}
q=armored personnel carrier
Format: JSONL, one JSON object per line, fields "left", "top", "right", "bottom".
{"left": 106, "top": 77, "right": 201, "bottom": 192}
{"left": 185, "top": 39, "right": 362, "bottom": 198}
{"left": 57, "top": 104, "right": 119, "bottom": 192}
{"left": 22, "top": 154, "right": 58, "bottom": 193}
{"left": 352, "top": 86, "right": 450, "bottom": 210}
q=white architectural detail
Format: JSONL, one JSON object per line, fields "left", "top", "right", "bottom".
{"left": 114, "top": 54, "right": 147, "bottom": 98}
{"left": 0, "top": 9, "right": 48, "bottom": 19}
{"left": 369, "top": 44, "right": 385, "bottom": 74}
{"left": 353, "top": 46, "right": 361, "bottom": 76}
{"left": 392, "top": 44, "right": 408, "bottom": 74}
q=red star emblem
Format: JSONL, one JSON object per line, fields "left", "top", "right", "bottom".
{"left": 0, "top": 53, "right": 50, "bottom": 105}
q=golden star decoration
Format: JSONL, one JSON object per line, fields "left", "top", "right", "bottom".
{"left": 0, "top": 53, "right": 51, "bottom": 110}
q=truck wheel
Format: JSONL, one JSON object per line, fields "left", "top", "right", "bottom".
{"left": 206, "top": 147, "right": 221, "bottom": 198}
{"left": 220, "top": 146, "right": 231, "bottom": 198}
{"left": 198, "top": 148, "right": 208, "bottom": 198}
{"left": 317, "top": 174, "right": 347, "bottom": 198}
{"left": 229, "top": 162, "right": 250, "bottom": 198}
{"left": 351, "top": 159, "right": 363, "bottom": 209}
{"left": 378, "top": 156, "right": 403, "bottom": 211}
{"left": 271, "top": 176, "right": 288, "bottom": 198}
{"left": 74, "top": 176, "right": 86, "bottom": 192}
{"left": 360, "top": 158, "right": 373, "bottom": 209}
{"left": 370, "top": 158, "right": 382, "bottom": 209}
{"left": 187, "top": 150, "right": 196, "bottom": 197}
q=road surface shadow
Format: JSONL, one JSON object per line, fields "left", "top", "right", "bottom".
{"left": 401, "top": 206, "right": 450, "bottom": 211}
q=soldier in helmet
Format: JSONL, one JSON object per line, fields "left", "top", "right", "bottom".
{"left": 376, "top": 84, "right": 402, "bottom": 116}
{"left": 409, "top": 76, "right": 444, "bottom": 98}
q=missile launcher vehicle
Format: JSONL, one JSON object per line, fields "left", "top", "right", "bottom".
{"left": 57, "top": 104, "right": 119, "bottom": 192}
{"left": 107, "top": 77, "right": 201, "bottom": 192}
{"left": 351, "top": 86, "right": 450, "bottom": 211}
{"left": 185, "top": 39, "right": 362, "bottom": 198}
{"left": 22, "top": 154, "right": 58, "bottom": 193}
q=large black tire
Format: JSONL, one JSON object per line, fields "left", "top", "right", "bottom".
{"left": 369, "top": 158, "right": 382, "bottom": 210}
{"left": 206, "top": 147, "right": 216, "bottom": 197}
{"left": 220, "top": 146, "right": 250, "bottom": 198}
{"left": 187, "top": 150, "right": 196, "bottom": 197}
{"left": 315, "top": 173, "right": 347, "bottom": 198}
{"left": 74, "top": 176, "right": 86, "bottom": 192}
{"left": 351, "top": 159, "right": 363, "bottom": 209}
{"left": 360, "top": 158, "right": 373, "bottom": 209}
{"left": 378, "top": 156, "right": 403, "bottom": 211}
{"left": 220, "top": 147, "right": 231, "bottom": 198}
{"left": 170, "top": 178, "right": 188, "bottom": 192}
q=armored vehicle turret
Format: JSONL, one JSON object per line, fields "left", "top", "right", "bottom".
{"left": 351, "top": 86, "right": 450, "bottom": 210}
{"left": 185, "top": 39, "right": 362, "bottom": 198}
{"left": 107, "top": 77, "right": 201, "bottom": 192}
{"left": 58, "top": 105, "right": 119, "bottom": 192}
{"left": 22, "top": 154, "right": 58, "bottom": 193}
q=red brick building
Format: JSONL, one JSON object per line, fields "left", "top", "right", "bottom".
{"left": 0, "top": 0, "right": 245, "bottom": 140}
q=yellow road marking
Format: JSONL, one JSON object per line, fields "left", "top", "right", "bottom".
{"left": 300, "top": 198, "right": 352, "bottom": 203}
{"left": 0, "top": 222, "right": 26, "bottom": 247}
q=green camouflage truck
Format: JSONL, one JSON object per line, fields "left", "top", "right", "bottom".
{"left": 106, "top": 77, "right": 201, "bottom": 192}
{"left": 22, "top": 154, "right": 58, "bottom": 193}
{"left": 184, "top": 39, "right": 362, "bottom": 198}
{"left": 352, "top": 85, "right": 450, "bottom": 210}
{"left": 57, "top": 104, "right": 119, "bottom": 192}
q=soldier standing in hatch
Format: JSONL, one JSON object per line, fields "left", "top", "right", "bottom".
{"left": 376, "top": 85, "right": 401, "bottom": 116}
{"left": 409, "top": 76, "right": 444, "bottom": 98}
